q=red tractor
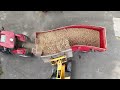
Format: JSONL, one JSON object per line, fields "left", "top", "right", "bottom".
{"left": 0, "top": 27, "right": 33, "bottom": 57}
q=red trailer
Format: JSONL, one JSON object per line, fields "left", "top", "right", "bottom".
{"left": 33, "top": 24, "right": 107, "bottom": 59}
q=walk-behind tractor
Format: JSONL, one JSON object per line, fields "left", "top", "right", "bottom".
{"left": 0, "top": 27, "right": 33, "bottom": 57}
{"left": 0, "top": 25, "right": 107, "bottom": 79}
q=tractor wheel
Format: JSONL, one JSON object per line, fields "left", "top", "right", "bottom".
{"left": 66, "top": 60, "right": 72, "bottom": 72}
{"left": 50, "top": 66, "right": 57, "bottom": 79}
{"left": 24, "top": 48, "right": 34, "bottom": 57}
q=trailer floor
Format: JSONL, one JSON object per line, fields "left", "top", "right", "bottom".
{"left": 0, "top": 11, "right": 120, "bottom": 79}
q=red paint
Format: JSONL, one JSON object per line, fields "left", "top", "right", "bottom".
{"left": 15, "top": 34, "right": 26, "bottom": 42}
{"left": 11, "top": 48, "right": 26, "bottom": 55}
{"left": 0, "top": 31, "right": 15, "bottom": 48}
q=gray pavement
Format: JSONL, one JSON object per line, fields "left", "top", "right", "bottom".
{"left": 0, "top": 11, "right": 120, "bottom": 79}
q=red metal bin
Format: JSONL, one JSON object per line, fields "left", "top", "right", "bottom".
{"left": 47, "top": 24, "right": 107, "bottom": 52}
{"left": 33, "top": 24, "right": 107, "bottom": 62}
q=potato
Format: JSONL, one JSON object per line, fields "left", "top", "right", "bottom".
{"left": 36, "top": 28, "right": 100, "bottom": 56}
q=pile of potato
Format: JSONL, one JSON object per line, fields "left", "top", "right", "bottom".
{"left": 37, "top": 32, "right": 70, "bottom": 55}
{"left": 36, "top": 28, "right": 100, "bottom": 56}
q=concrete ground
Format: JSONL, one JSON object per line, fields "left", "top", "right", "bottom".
{"left": 0, "top": 11, "right": 120, "bottom": 79}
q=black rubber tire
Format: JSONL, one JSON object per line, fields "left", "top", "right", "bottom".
{"left": 1, "top": 48, "right": 11, "bottom": 54}
{"left": 66, "top": 60, "right": 72, "bottom": 72}
{"left": 50, "top": 66, "right": 57, "bottom": 79}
